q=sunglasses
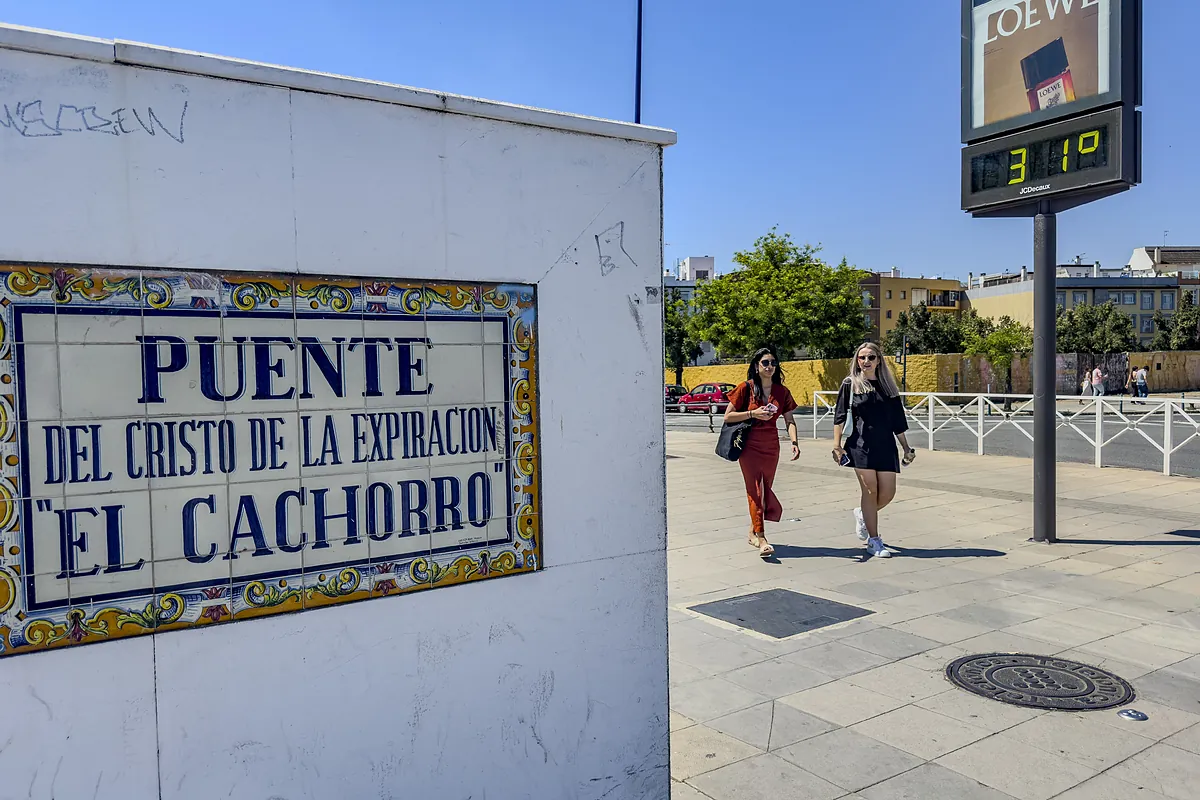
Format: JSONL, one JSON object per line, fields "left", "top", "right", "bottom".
{"left": 857, "top": 354, "right": 878, "bottom": 362}
{"left": 759, "top": 359, "right": 777, "bottom": 367}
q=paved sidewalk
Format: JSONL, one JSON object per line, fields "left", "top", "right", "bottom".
{"left": 667, "top": 431, "right": 1200, "bottom": 800}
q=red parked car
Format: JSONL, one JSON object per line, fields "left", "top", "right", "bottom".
{"left": 679, "top": 383, "right": 737, "bottom": 414}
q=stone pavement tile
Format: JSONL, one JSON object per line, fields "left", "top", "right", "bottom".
{"left": 1103, "top": 567, "right": 1184, "bottom": 588}
{"left": 894, "top": 643, "right": 972, "bottom": 674}
{"left": 1158, "top": 574, "right": 1200, "bottom": 594}
{"left": 782, "top": 641, "right": 891, "bottom": 678}
{"left": 671, "top": 659, "right": 714, "bottom": 686}
{"left": 707, "top": 702, "right": 774, "bottom": 750}
{"left": 890, "top": 613, "right": 994, "bottom": 644}
{"left": 859, "top": 763, "right": 1016, "bottom": 800}
{"left": 935, "top": 734, "right": 1097, "bottom": 800}
{"left": 1132, "top": 669, "right": 1200, "bottom": 716}
{"left": 670, "top": 676, "right": 771, "bottom": 723}
{"left": 671, "top": 634, "right": 774, "bottom": 674}
{"left": 1090, "top": 700, "right": 1200, "bottom": 742}
{"left": 1123, "top": 625, "right": 1200, "bottom": 654}
{"left": 843, "top": 662, "right": 953, "bottom": 702}
{"left": 916, "top": 689, "right": 1043, "bottom": 733}
{"left": 851, "top": 705, "right": 992, "bottom": 760}
{"left": 723, "top": 658, "right": 834, "bottom": 698}
{"left": 938, "top": 602, "right": 1039, "bottom": 630}
{"left": 1070, "top": 632, "right": 1192, "bottom": 672}
{"left": 779, "top": 679, "right": 907, "bottom": 727}
{"left": 767, "top": 703, "right": 842, "bottom": 751}
{"left": 835, "top": 580, "right": 914, "bottom": 602}
{"left": 670, "top": 780, "right": 713, "bottom": 800}
{"left": 1051, "top": 774, "right": 1172, "bottom": 800}
{"left": 1001, "top": 713, "right": 1156, "bottom": 771}
{"left": 876, "top": 588, "right": 974, "bottom": 617}
{"left": 954, "top": 630, "right": 1062, "bottom": 656}
{"left": 669, "top": 724, "right": 761, "bottom": 782}
{"left": 1163, "top": 722, "right": 1200, "bottom": 754}
{"left": 689, "top": 753, "right": 846, "bottom": 800}
{"left": 1105, "top": 743, "right": 1200, "bottom": 800}
{"left": 839, "top": 628, "right": 941, "bottom": 659}
{"left": 1000, "top": 617, "right": 1110, "bottom": 649}
{"left": 671, "top": 710, "right": 698, "bottom": 732}
{"left": 776, "top": 729, "right": 924, "bottom": 794}
{"left": 1073, "top": 548, "right": 1151, "bottom": 567}
{"left": 1055, "top": 648, "right": 1158, "bottom": 680}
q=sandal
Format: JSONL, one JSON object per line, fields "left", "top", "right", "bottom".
{"left": 748, "top": 532, "right": 761, "bottom": 549}
{"left": 759, "top": 541, "right": 774, "bottom": 559}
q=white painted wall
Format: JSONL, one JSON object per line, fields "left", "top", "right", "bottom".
{"left": 0, "top": 26, "right": 672, "bottom": 800}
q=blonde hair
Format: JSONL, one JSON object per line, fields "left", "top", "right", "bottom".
{"left": 848, "top": 342, "right": 900, "bottom": 397}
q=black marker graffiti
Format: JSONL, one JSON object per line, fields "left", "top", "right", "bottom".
{"left": 0, "top": 99, "right": 189, "bottom": 143}
{"left": 595, "top": 221, "right": 638, "bottom": 276}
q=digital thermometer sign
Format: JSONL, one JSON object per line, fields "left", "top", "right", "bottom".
{"left": 961, "top": 105, "right": 1138, "bottom": 216}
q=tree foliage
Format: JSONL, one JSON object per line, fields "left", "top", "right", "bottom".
{"left": 964, "top": 316, "right": 1034, "bottom": 395}
{"left": 1151, "top": 291, "right": 1200, "bottom": 351}
{"left": 663, "top": 289, "right": 703, "bottom": 385}
{"left": 882, "top": 305, "right": 994, "bottom": 355}
{"left": 1055, "top": 302, "right": 1139, "bottom": 354}
{"left": 689, "top": 229, "right": 869, "bottom": 359}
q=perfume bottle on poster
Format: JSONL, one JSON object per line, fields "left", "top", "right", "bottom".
{"left": 1021, "top": 38, "right": 1076, "bottom": 113}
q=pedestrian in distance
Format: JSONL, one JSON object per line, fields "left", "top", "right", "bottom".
{"left": 1091, "top": 364, "right": 1108, "bottom": 397}
{"left": 831, "top": 342, "right": 916, "bottom": 559}
{"left": 1135, "top": 364, "right": 1150, "bottom": 402}
{"left": 722, "top": 347, "right": 800, "bottom": 559}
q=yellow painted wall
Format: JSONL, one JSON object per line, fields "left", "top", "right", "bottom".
{"left": 666, "top": 355, "right": 942, "bottom": 406}
{"left": 878, "top": 276, "right": 963, "bottom": 339}
{"left": 963, "top": 290, "right": 1034, "bottom": 326}
{"left": 668, "top": 351, "right": 1200, "bottom": 399}
{"left": 1136, "top": 352, "right": 1200, "bottom": 392}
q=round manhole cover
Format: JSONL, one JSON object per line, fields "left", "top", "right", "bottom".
{"left": 946, "top": 653, "right": 1135, "bottom": 711}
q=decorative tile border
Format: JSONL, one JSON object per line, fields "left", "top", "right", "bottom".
{"left": 0, "top": 264, "right": 539, "bottom": 657}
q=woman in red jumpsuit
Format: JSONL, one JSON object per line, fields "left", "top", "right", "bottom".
{"left": 723, "top": 347, "right": 800, "bottom": 558}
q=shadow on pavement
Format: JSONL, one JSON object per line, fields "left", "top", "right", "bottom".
{"left": 761, "top": 544, "right": 1006, "bottom": 563}
{"left": 1064, "top": 528, "right": 1200, "bottom": 547}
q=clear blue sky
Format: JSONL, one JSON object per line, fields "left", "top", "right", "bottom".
{"left": 3, "top": 1, "right": 1196, "bottom": 280}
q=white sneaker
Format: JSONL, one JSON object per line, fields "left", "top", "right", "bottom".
{"left": 853, "top": 508, "right": 869, "bottom": 541}
{"left": 867, "top": 537, "right": 893, "bottom": 558}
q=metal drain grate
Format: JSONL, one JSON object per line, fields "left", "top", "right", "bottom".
{"left": 688, "top": 589, "right": 873, "bottom": 639}
{"left": 946, "top": 653, "right": 1135, "bottom": 711}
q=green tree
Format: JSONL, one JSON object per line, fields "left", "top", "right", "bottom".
{"left": 1151, "top": 291, "right": 1200, "bottom": 351}
{"left": 663, "top": 288, "right": 703, "bottom": 385}
{"left": 882, "top": 305, "right": 994, "bottom": 355}
{"left": 689, "top": 228, "right": 869, "bottom": 359}
{"left": 1055, "top": 302, "right": 1139, "bottom": 353}
{"left": 964, "top": 316, "right": 1033, "bottom": 407}
{"left": 1150, "top": 309, "right": 1174, "bottom": 351}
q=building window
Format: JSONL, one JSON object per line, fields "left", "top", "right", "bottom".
{"left": 1122, "top": 291, "right": 1136, "bottom": 305}
{"left": 1095, "top": 290, "right": 1109, "bottom": 304}
{"left": 885, "top": 290, "right": 892, "bottom": 300}
{"left": 886, "top": 310, "right": 893, "bottom": 320}
{"left": 1072, "top": 291, "right": 1088, "bottom": 306}
{"left": 1162, "top": 291, "right": 1176, "bottom": 311}
{"left": 1141, "top": 291, "right": 1154, "bottom": 310}
{"left": 864, "top": 313, "right": 872, "bottom": 328}
{"left": 900, "top": 291, "right": 907, "bottom": 300}
{"left": 1141, "top": 315, "right": 1154, "bottom": 334}
{"left": 1056, "top": 291, "right": 1066, "bottom": 308}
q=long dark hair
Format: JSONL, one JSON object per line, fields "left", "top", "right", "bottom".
{"left": 747, "top": 347, "right": 786, "bottom": 403}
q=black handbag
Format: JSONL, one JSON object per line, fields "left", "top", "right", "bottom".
{"left": 715, "top": 381, "right": 753, "bottom": 461}
{"left": 715, "top": 420, "right": 753, "bottom": 461}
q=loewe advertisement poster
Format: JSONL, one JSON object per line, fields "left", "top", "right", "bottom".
{"left": 971, "top": 0, "right": 1109, "bottom": 130}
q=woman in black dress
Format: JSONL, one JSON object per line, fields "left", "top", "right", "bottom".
{"left": 831, "top": 342, "right": 916, "bottom": 558}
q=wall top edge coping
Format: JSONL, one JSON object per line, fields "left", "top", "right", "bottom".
{"left": 0, "top": 22, "right": 678, "bottom": 147}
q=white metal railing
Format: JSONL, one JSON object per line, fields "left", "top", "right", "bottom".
{"left": 813, "top": 391, "right": 1200, "bottom": 476}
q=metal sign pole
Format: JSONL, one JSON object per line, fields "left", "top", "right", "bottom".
{"left": 1033, "top": 201, "right": 1057, "bottom": 544}
{"left": 634, "top": 0, "right": 644, "bottom": 124}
